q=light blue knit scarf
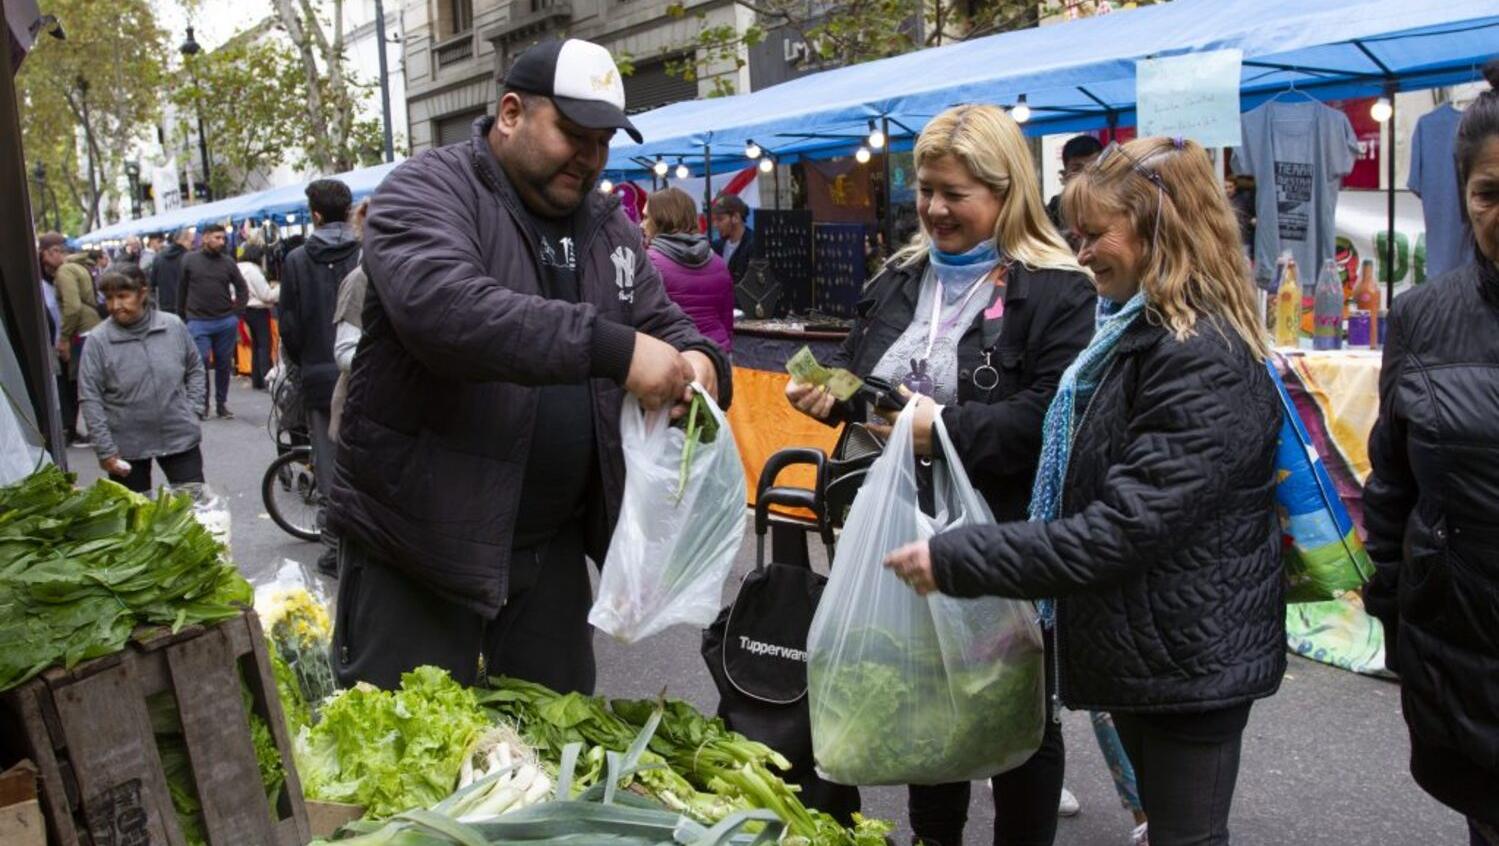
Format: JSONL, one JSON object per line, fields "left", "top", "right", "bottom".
{"left": 1033, "top": 290, "right": 1148, "bottom": 627}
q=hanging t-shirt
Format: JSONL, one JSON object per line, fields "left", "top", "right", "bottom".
{"left": 1408, "top": 103, "right": 1474, "bottom": 279}
{"left": 1233, "top": 100, "right": 1359, "bottom": 289}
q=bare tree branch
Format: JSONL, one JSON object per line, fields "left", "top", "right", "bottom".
{"left": 275, "top": 0, "right": 333, "bottom": 170}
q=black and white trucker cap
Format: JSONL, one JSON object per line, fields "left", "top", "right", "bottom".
{"left": 503, "top": 39, "right": 643, "bottom": 143}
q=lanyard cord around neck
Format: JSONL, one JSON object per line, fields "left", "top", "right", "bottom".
{"left": 924, "top": 270, "right": 995, "bottom": 362}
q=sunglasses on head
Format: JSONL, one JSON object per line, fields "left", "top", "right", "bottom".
{"left": 1092, "top": 138, "right": 1186, "bottom": 250}
{"left": 1094, "top": 137, "right": 1187, "bottom": 195}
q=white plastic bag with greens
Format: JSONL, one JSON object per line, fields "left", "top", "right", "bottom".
{"left": 590, "top": 383, "right": 746, "bottom": 643}
{"left": 807, "top": 401, "right": 1045, "bottom": 785}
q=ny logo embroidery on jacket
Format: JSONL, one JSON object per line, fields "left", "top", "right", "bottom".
{"left": 611, "top": 246, "right": 635, "bottom": 303}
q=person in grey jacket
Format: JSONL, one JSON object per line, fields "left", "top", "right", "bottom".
{"left": 79, "top": 265, "right": 207, "bottom": 494}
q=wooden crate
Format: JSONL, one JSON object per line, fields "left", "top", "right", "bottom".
{"left": 0, "top": 610, "right": 312, "bottom": 846}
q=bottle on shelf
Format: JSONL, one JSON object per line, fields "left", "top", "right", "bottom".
{"left": 1314, "top": 259, "right": 1344, "bottom": 351}
{"left": 1300, "top": 257, "right": 1318, "bottom": 348}
{"left": 1352, "top": 259, "right": 1381, "bottom": 349}
{"left": 1273, "top": 254, "right": 1301, "bottom": 349}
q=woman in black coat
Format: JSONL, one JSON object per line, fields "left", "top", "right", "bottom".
{"left": 786, "top": 104, "right": 1094, "bottom": 846}
{"left": 1361, "top": 64, "right": 1499, "bottom": 846}
{"left": 885, "top": 137, "right": 1284, "bottom": 846}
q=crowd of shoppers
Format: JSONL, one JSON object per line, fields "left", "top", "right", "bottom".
{"left": 26, "top": 38, "right": 1499, "bottom": 846}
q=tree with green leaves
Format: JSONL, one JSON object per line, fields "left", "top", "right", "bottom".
{"left": 16, "top": 0, "right": 168, "bottom": 232}
{"left": 169, "top": 38, "right": 305, "bottom": 198}
{"left": 271, "top": 0, "right": 386, "bottom": 173}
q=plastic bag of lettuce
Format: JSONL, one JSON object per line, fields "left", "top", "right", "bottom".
{"left": 294, "top": 665, "right": 489, "bottom": 819}
{"left": 807, "top": 405, "right": 1046, "bottom": 786}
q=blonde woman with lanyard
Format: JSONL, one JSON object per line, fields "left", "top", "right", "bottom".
{"left": 886, "top": 137, "right": 1284, "bottom": 846}
{"left": 787, "top": 103, "right": 1096, "bottom": 846}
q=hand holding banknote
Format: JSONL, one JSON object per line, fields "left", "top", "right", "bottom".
{"left": 784, "top": 346, "right": 865, "bottom": 421}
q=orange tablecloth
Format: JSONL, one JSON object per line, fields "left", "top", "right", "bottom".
{"left": 727, "top": 366, "right": 840, "bottom": 512}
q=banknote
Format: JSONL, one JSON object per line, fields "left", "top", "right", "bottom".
{"left": 785, "top": 345, "right": 864, "bottom": 401}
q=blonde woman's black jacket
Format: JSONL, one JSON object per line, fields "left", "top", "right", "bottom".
{"left": 827, "top": 256, "right": 1096, "bottom": 521}
{"left": 929, "top": 315, "right": 1285, "bottom": 713}
{"left": 1362, "top": 257, "right": 1499, "bottom": 825}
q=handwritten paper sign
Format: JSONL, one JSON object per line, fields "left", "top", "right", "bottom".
{"left": 1136, "top": 49, "right": 1243, "bottom": 148}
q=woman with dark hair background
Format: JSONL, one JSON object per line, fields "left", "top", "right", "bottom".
{"left": 1362, "top": 61, "right": 1499, "bottom": 846}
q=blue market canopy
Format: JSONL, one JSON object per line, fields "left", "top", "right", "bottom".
{"left": 240, "top": 160, "right": 401, "bottom": 222}
{"left": 80, "top": 160, "right": 401, "bottom": 245}
{"left": 80, "top": 0, "right": 1498, "bottom": 234}
{"left": 605, "top": 0, "right": 1499, "bottom": 178}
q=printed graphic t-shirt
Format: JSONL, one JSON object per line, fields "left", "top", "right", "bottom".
{"left": 1233, "top": 101, "right": 1359, "bottom": 289}
{"left": 513, "top": 212, "right": 597, "bottom": 551}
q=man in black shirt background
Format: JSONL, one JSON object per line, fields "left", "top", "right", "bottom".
{"left": 178, "top": 223, "right": 248, "bottom": 419}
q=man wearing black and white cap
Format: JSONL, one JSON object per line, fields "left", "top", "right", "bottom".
{"left": 330, "top": 38, "right": 732, "bottom": 693}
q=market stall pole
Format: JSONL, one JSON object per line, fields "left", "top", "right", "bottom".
{"left": 1385, "top": 88, "right": 1397, "bottom": 305}
{"left": 0, "top": 4, "right": 66, "bottom": 466}
{"left": 703, "top": 143, "right": 714, "bottom": 243}
{"left": 881, "top": 116, "right": 893, "bottom": 250}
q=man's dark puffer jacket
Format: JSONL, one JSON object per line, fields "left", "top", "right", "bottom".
{"left": 1362, "top": 256, "right": 1499, "bottom": 826}
{"left": 929, "top": 313, "right": 1285, "bottom": 714}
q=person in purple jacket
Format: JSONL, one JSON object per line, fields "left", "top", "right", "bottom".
{"left": 643, "top": 187, "right": 734, "bottom": 354}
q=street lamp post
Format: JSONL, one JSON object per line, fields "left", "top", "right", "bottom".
{"left": 373, "top": 0, "right": 395, "bottom": 162}
{"left": 31, "top": 162, "right": 57, "bottom": 231}
{"left": 179, "top": 26, "right": 213, "bottom": 202}
{"left": 123, "top": 161, "right": 142, "bottom": 219}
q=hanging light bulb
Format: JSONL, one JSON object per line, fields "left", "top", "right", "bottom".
{"left": 653, "top": 157, "right": 669, "bottom": 177}
{"left": 1370, "top": 97, "right": 1393, "bottom": 123}
{"left": 745, "top": 139, "right": 762, "bottom": 160}
{"left": 1011, "top": 94, "right": 1031, "bottom": 124}
{"left": 854, "top": 146, "right": 872, "bottom": 164}
{"left": 867, "top": 119, "right": 886, "bottom": 150}
{"left": 758, "top": 156, "right": 774, "bottom": 174}
{"left": 675, "top": 159, "right": 690, "bottom": 180}
{"left": 599, "top": 179, "right": 614, "bottom": 194}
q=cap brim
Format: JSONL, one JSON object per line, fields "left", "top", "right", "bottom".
{"left": 552, "top": 95, "right": 643, "bottom": 144}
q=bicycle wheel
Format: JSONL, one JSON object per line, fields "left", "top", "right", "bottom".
{"left": 262, "top": 446, "right": 322, "bottom": 542}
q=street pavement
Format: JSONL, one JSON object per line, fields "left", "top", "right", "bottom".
{"left": 66, "top": 375, "right": 1468, "bottom": 845}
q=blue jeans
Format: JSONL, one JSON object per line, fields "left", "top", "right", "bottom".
{"left": 188, "top": 315, "right": 238, "bottom": 412}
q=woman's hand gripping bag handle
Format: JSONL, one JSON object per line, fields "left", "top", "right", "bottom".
{"left": 590, "top": 383, "right": 748, "bottom": 643}
{"left": 806, "top": 400, "right": 1046, "bottom": 785}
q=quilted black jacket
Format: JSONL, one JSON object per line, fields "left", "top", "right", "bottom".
{"left": 1362, "top": 257, "right": 1499, "bottom": 825}
{"left": 929, "top": 313, "right": 1285, "bottom": 713}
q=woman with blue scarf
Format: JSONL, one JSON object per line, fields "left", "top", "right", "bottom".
{"left": 787, "top": 104, "right": 1096, "bottom": 846}
{"left": 885, "top": 137, "right": 1283, "bottom": 846}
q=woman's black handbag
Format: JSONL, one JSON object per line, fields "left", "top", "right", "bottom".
{"left": 700, "top": 449, "right": 861, "bottom": 823}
